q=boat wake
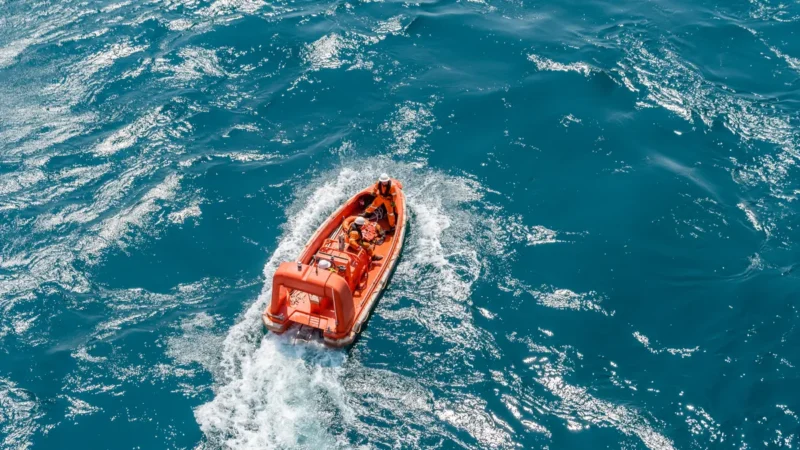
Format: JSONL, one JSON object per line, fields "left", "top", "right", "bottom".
{"left": 195, "top": 167, "right": 363, "bottom": 449}
{"left": 194, "top": 161, "right": 523, "bottom": 448}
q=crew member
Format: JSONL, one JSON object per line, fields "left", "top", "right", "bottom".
{"left": 347, "top": 216, "right": 383, "bottom": 260}
{"left": 364, "top": 173, "right": 398, "bottom": 230}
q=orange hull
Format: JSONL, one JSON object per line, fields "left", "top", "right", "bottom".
{"left": 262, "top": 179, "right": 407, "bottom": 347}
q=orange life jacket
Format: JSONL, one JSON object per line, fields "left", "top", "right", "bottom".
{"left": 377, "top": 181, "right": 393, "bottom": 198}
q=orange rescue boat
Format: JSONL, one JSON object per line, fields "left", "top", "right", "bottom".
{"left": 262, "top": 179, "right": 407, "bottom": 347}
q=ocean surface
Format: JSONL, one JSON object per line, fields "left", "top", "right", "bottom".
{"left": 1, "top": 0, "right": 800, "bottom": 448}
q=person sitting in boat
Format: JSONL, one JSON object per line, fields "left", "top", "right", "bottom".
{"left": 347, "top": 216, "right": 384, "bottom": 260}
{"left": 364, "top": 173, "right": 398, "bottom": 231}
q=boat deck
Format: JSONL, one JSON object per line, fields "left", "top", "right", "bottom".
{"left": 285, "top": 211, "right": 395, "bottom": 332}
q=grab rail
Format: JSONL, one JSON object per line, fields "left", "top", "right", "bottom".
{"left": 314, "top": 252, "right": 351, "bottom": 263}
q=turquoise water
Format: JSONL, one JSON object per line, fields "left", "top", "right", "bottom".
{"left": 2, "top": 0, "right": 800, "bottom": 448}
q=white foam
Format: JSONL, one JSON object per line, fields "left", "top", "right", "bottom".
{"left": 338, "top": 363, "right": 514, "bottom": 447}
{"left": 540, "top": 374, "right": 675, "bottom": 450}
{"left": 529, "top": 286, "right": 611, "bottom": 316}
{"left": 57, "top": 28, "right": 110, "bottom": 45}
{"left": 154, "top": 47, "right": 227, "bottom": 82}
{"left": 101, "top": 0, "right": 131, "bottom": 12}
{"left": 167, "top": 312, "right": 224, "bottom": 375}
{"left": 617, "top": 35, "right": 799, "bottom": 202}
{"left": 196, "top": 0, "right": 267, "bottom": 17}
{"left": 737, "top": 202, "right": 771, "bottom": 238}
{"left": 63, "top": 395, "right": 101, "bottom": 420}
{"left": 0, "top": 242, "right": 91, "bottom": 305}
{"left": 167, "top": 18, "right": 195, "bottom": 31}
{"left": 435, "top": 397, "right": 515, "bottom": 448}
{"left": 79, "top": 173, "right": 182, "bottom": 260}
{"left": 491, "top": 215, "right": 562, "bottom": 246}
{"left": 527, "top": 54, "right": 594, "bottom": 77}
{"left": 768, "top": 45, "right": 800, "bottom": 72}
{"left": 50, "top": 162, "right": 153, "bottom": 228}
{"left": 2, "top": 162, "right": 113, "bottom": 216}
{"left": 777, "top": 404, "right": 799, "bottom": 421}
{"left": 94, "top": 107, "right": 165, "bottom": 156}
{"left": 195, "top": 168, "right": 363, "bottom": 448}
{"left": 748, "top": 0, "right": 800, "bottom": 22}
{"left": 169, "top": 204, "right": 202, "bottom": 224}
{"left": 0, "top": 377, "right": 42, "bottom": 450}
{"left": 560, "top": 114, "right": 582, "bottom": 127}
{"left": 513, "top": 337, "right": 676, "bottom": 450}
{"left": 373, "top": 15, "right": 407, "bottom": 38}
{"left": 681, "top": 404, "right": 722, "bottom": 443}
{"left": 633, "top": 332, "right": 700, "bottom": 358}
{"left": 45, "top": 41, "right": 146, "bottom": 106}
{"left": 295, "top": 21, "right": 408, "bottom": 87}
{"left": 304, "top": 34, "right": 351, "bottom": 71}
{"left": 0, "top": 169, "right": 46, "bottom": 196}
{"left": 211, "top": 151, "right": 282, "bottom": 163}
{"left": 12, "top": 314, "right": 38, "bottom": 335}
{"left": 381, "top": 101, "right": 436, "bottom": 155}
{"left": 0, "top": 38, "right": 34, "bottom": 69}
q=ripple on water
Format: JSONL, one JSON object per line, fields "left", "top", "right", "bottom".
{"left": 508, "top": 334, "right": 677, "bottom": 450}
{"left": 529, "top": 30, "right": 800, "bottom": 243}
{"left": 0, "top": 377, "right": 42, "bottom": 450}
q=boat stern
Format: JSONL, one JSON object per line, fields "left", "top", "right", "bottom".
{"left": 264, "top": 261, "right": 357, "bottom": 338}
{"left": 262, "top": 311, "right": 289, "bottom": 333}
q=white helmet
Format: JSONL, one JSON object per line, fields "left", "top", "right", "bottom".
{"left": 354, "top": 216, "right": 366, "bottom": 226}
{"left": 379, "top": 173, "right": 390, "bottom": 183}
{"left": 318, "top": 259, "right": 331, "bottom": 270}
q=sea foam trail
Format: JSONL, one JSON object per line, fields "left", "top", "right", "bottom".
{"left": 195, "top": 168, "right": 363, "bottom": 449}
{"left": 195, "top": 163, "right": 517, "bottom": 448}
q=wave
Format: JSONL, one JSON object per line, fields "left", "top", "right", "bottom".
{"left": 529, "top": 31, "right": 800, "bottom": 242}
{"left": 509, "top": 335, "right": 676, "bottom": 450}
{"left": 0, "top": 377, "right": 42, "bottom": 450}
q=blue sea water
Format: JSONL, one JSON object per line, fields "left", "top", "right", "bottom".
{"left": 1, "top": 0, "right": 800, "bottom": 448}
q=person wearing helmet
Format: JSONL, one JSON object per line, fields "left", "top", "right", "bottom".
{"left": 364, "top": 173, "right": 398, "bottom": 230}
{"left": 347, "top": 216, "right": 384, "bottom": 260}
